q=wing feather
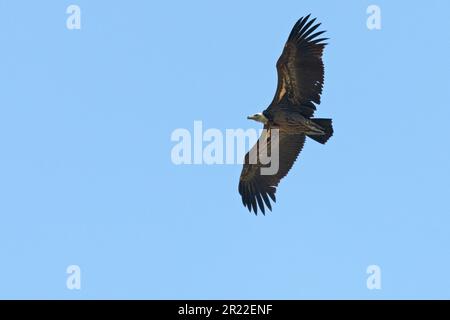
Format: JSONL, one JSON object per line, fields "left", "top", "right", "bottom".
{"left": 270, "top": 15, "right": 328, "bottom": 117}
{"left": 238, "top": 130, "right": 306, "bottom": 214}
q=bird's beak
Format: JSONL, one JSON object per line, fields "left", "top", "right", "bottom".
{"left": 247, "top": 115, "right": 254, "bottom": 120}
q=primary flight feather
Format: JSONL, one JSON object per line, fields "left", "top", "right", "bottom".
{"left": 239, "top": 15, "right": 333, "bottom": 215}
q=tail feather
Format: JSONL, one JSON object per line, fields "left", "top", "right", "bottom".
{"left": 307, "top": 118, "right": 333, "bottom": 144}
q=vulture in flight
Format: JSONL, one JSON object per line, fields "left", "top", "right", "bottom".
{"left": 238, "top": 15, "right": 333, "bottom": 215}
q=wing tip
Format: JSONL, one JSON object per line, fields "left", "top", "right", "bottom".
{"left": 288, "top": 15, "right": 329, "bottom": 45}
{"left": 239, "top": 181, "right": 276, "bottom": 216}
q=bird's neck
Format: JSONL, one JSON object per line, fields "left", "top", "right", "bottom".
{"left": 259, "top": 113, "right": 269, "bottom": 124}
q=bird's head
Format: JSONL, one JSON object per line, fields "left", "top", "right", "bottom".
{"left": 247, "top": 112, "right": 268, "bottom": 124}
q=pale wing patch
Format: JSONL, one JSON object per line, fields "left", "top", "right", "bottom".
{"left": 277, "top": 79, "right": 287, "bottom": 102}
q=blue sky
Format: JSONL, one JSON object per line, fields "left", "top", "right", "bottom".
{"left": 0, "top": 0, "right": 449, "bottom": 299}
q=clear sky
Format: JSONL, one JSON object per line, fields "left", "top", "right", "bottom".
{"left": 0, "top": 0, "right": 449, "bottom": 299}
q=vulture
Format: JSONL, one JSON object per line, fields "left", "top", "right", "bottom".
{"left": 238, "top": 15, "right": 333, "bottom": 215}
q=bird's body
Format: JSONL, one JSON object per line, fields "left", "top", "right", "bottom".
{"left": 239, "top": 15, "right": 333, "bottom": 214}
{"left": 264, "top": 105, "right": 326, "bottom": 136}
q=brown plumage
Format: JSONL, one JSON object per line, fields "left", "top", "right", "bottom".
{"left": 239, "top": 15, "right": 333, "bottom": 215}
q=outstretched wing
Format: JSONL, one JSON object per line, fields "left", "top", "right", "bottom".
{"left": 270, "top": 15, "right": 328, "bottom": 117}
{"left": 238, "top": 128, "right": 306, "bottom": 215}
